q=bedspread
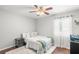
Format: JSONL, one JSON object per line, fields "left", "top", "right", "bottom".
{"left": 25, "top": 36, "right": 52, "bottom": 53}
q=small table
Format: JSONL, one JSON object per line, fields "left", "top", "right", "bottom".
{"left": 15, "top": 38, "right": 26, "bottom": 48}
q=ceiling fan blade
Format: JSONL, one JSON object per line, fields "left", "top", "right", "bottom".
{"left": 45, "top": 7, "right": 53, "bottom": 10}
{"left": 44, "top": 12, "right": 49, "bottom": 15}
{"left": 29, "top": 11, "right": 36, "bottom": 13}
{"left": 34, "top": 5, "right": 38, "bottom": 8}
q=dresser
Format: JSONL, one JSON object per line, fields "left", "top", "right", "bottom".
{"left": 70, "top": 35, "right": 79, "bottom": 54}
{"left": 70, "top": 41, "right": 79, "bottom": 54}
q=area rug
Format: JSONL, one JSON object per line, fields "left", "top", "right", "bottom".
{"left": 6, "top": 46, "right": 36, "bottom": 54}
{"left": 6, "top": 46, "right": 56, "bottom": 54}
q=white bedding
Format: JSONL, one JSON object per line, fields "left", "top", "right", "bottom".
{"left": 25, "top": 36, "right": 52, "bottom": 53}
{"left": 29, "top": 36, "right": 52, "bottom": 49}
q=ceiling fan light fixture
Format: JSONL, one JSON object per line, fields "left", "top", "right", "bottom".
{"left": 29, "top": 5, "right": 53, "bottom": 16}
{"left": 36, "top": 11, "right": 44, "bottom": 15}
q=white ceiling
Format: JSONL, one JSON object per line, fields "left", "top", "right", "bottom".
{"left": 0, "top": 5, "right": 79, "bottom": 19}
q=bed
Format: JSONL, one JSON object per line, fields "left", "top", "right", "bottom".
{"left": 5, "top": 32, "right": 55, "bottom": 54}
{"left": 23, "top": 32, "right": 54, "bottom": 54}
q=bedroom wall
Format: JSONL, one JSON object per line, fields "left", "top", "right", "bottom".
{"left": 36, "top": 10, "right": 79, "bottom": 37}
{"left": 36, "top": 17, "right": 54, "bottom": 37}
{"left": 71, "top": 11, "right": 79, "bottom": 34}
{"left": 0, "top": 10, "right": 36, "bottom": 49}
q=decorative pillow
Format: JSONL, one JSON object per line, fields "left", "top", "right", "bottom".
{"left": 22, "top": 32, "right": 30, "bottom": 39}
{"left": 31, "top": 32, "right": 38, "bottom": 37}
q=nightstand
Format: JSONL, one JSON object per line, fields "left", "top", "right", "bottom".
{"left": 15, "top": 38, "right": 26, "bottom": 48}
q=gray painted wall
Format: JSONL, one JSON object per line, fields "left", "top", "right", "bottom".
{"left": 36, "top": 17, "right": 54, "bottom": 37}
{"left": 0, "top": 11, "right": 36, "bottom": 49}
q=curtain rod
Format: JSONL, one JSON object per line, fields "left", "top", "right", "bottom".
{"left": 54, "top": 15, "right": 73, "bottom": 19}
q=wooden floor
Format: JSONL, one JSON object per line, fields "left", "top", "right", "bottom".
{"left": 0, "top": 47, "right": 16, "bottom": 54}
{"left": 53, "top": 47, "right": 70, "bottom": 54}
{"left": 0, "top": 47, "right": 70, "bottom": 54}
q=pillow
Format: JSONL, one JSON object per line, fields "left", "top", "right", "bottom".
{"left": 31, "top": 32, "right": 38, "bottom": 37}
{"left": 22, "top": 32, "right": 30, "bottom": 39}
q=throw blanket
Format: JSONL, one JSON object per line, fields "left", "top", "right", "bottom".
{"left": 37, "top": 40, "right": 46, "bottom": 53}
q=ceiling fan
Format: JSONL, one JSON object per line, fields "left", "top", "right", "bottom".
{"left": 29, "top": 5, "right": 53, "bottom": 16}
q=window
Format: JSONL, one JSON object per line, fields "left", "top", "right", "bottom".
{"left": 53, "top": 16, "right": 72, "bottom": 49}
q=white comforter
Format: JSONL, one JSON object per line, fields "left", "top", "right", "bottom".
{"left": 25, "top": 36, "right": 52, "bottom": 53}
